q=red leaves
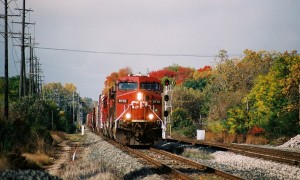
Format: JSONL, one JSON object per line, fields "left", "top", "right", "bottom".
{"left": 148, "top": 69, "right": 176, "bottom": 80}
{"left": 149, "top": 65, "right": 212, "bottom": 85}
{"left": 249, "top": 125, "right": 265, "bottom": 135}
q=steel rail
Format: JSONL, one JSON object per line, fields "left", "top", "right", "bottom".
{"left": 150, "top": 147, "right": 243, "bottom": 180}
{"left": 164, "top": 138, "right": 300, "bottom": 166}
{"left": 131, "top": 148, "right": 193, "bottom": 180}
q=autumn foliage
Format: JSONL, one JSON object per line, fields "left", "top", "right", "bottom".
{"left": 149, "top": 65, "right": 210, "bottom": 85}
{"left": 103, "top": 67, "right": 132, "bottom": 95}
{"left": 148, "top": 69, "right": 176, "bottom": 80}
{"left": 99, "top": 50, "right": 300, "bottom": 141}
{"left": 249, "top": 125, "right": 265, "bottom": 135}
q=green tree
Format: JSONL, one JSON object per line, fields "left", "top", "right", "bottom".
{"left": 205, "top": 50, "right": 275, "bottom": 129}
{"left": 246, "top": 51, "right": 300, "bottom": 137}
{"left": 172, "top": 108, "right": 197, "bottom": 138}
{"left": 172, "top": 86, "right": 203, "bottom": 122}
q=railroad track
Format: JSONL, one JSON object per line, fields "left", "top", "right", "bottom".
{"left": 164, "top": 138, "right": 300, "bottom": 166}
{"left": 106, "top": 138, "right": 243, "bottom": 180}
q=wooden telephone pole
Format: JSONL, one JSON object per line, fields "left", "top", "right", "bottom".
{"left": 3, "top": 0, "right": 9, "bottom": 120}
{"left": 19, "top": 0, "right": 26, "bottom": 97}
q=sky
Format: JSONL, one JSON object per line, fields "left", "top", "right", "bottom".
{"left": 1, "top": 0, "right": 300, "bottom": 100}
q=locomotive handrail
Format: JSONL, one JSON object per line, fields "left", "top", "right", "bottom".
{"left": 114, "top": 104, "right": 132, "bottom": 124}
{"left": 148, "top": 105, "right": 165, "bottom": 129}
{"left": 148, "top": 105, "right": 163, "bottom": 121}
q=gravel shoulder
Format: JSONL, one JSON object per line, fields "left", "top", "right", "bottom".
{"left": 46, "top": 129, "right": 164, "bottom": 180}
{"left": 2, "top": 131, "right": 299, "bottom": 179}
{"left": 156, "top": 140, "right": 300, "bottom": 179}
{"left": 46, "top": 131, "right": 300, "bottom": 180}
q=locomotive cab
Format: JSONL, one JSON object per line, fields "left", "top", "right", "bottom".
{"left": 113, "top": 75, "right": 163, "bottom": 145}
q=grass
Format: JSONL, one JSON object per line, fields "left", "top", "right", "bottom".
{"left": 205, "top": 131, "right": 268, "bottom": 145}
{"left": 0, "top": 156, "right": 9, "bottom": 170}
{"left": 21, "top": 131, "right": 66, "bottom": 169}
{"left": 60, "top": 161, "right": 118, "bottom": 180}
{"left": 182, "top": 148, "right": 214, "bottom": 160}
{"left": 65, "top": 133, "right": 86, "bottom": 143}
{"left": 246, "top": 134, "right": 268, "bottom": 145}
{"left": 50, "top": 131, "right": 66, "bottom": 146}
{"left": 23, "top": 153, "right": 53, "bottom": 167}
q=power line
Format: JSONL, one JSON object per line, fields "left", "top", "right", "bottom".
{"left": 36, "top": 46, "right": 240, "bottom": 58}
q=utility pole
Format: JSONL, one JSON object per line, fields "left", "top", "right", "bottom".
{"left": 1, "top": 0, "right": 19, "bottom": 120}
{"left": 28, "top": 36, "right": 35, "bottom": 96}
{"left": 19, "top": 0, "right": 26, "bottom": 97}
{"left": 33, "top": 56, "right": 39, "bottom": 94}
{"left": 4, "top": 0, "right": 9, "bottom": 120}
{"left": 13, "top": 0, "right": 34, "bottom": 97}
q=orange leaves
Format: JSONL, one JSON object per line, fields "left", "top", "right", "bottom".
{"left": 175, "top": 66, "right": 195, "bottom": 84}
{"left": 103, "top": 67, "right": 132, "bottom": 95}
{"left": 193, "top": 66, "right": 212, "bottom": 79}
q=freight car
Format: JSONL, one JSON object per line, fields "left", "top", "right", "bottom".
{"left": 98, "top": 74, "right": 164, "bottom": 145}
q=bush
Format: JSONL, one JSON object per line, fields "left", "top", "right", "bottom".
{"left": 171, "top": 108, "right": 197, "bottom": 138}
{"left": 207, "top": 120, "right": 225, "bottom": 133}
{"left": 0, "top": 97, "right": 74, "bottom": 154}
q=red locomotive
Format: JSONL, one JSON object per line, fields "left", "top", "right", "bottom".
{"left": 98, "top": 74, "right": 163, "bottom": 145}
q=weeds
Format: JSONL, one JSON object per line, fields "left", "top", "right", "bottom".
{"left": 205, "top": 131, "right": 269, "bottom": 145}
{"left": 23, "top": 153, "right": 53, "bottom": 167}
{"left": 182, "top": 148, "right": 214, "bottom": 160}
{"left": 0, "top": 157, "right": 9, "bottom": 170}
{"left": 66, "top": 133, "right": 86, "bottom": 142}
{"left": 246, "top": 135, "right": 268, "bottom": 145}
{"left": 50, "top": 131, "right": 66, "bottom": 146}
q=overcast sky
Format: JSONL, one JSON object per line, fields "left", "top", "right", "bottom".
{"left": 1, "top": 0, "right": 300, "bottom": 100}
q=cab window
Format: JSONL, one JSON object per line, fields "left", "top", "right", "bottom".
{"left": 140, "top": 83, "right": 160, "bottom": 91}
{"left": 118, "top": 82, "right": 138, "bottom": 90}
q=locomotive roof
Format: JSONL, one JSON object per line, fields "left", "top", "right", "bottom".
{"left": 117, "top": 75, "right": 161, "bottom": 83}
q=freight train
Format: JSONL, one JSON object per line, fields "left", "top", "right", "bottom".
{"left": 87, "top": 74, "right": 164, "bottom": 145}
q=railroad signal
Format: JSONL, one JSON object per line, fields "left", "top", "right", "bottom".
{"left": 164, "top": 110, "right": 169, "bottom": 117}
{"left": 164, "top": 95, "right": 169, "bottom": 101}
{"left": 164, "top": 79, "right": 170, "bottom": 86}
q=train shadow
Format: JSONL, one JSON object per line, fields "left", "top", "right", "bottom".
{"left": 127, "top": 145, "right": 151, "bottom": 149}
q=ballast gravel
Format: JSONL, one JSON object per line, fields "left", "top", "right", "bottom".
{"left": 279, "top": 134, "right": 300, "bottom": 148}
{"left": 58, "top": 130, "right": 163, "bottom": 180}
{"left": 70, "top": 131, "right": 300, "bottom": 179}
{"left": 2, "top": 132, "right": 299, "bottom": 179}
{"left": 0, "top": 169, "right": 60, "bottom": 180}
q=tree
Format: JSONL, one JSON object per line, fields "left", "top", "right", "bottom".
{"left": 172, "top": 86, "right": 203, "bottom": 122}
{"left": 103, "top": 67, "right": 132, "bottom": 95}
{"left": 42, "top": 82, "right": 84, "bottom": 133}
{"left": 205, "top": 50, "right": 275, "bottom": 123}
{"left": 175, "top": 66, "right": 195, "bottom": 85}
{"left": 172, "top": 108, "right": 197, "bottom": 138}
{"left": 148, "top": 68, "right": 176, "bottom": 80}
{"left": 245, "top": 51, "right": 300, "bottom": 137}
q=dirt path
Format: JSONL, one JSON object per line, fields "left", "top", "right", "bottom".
{"left": 45, "top": 140, "right": 73, "bottom": 177}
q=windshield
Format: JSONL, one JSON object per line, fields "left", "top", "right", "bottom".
{"left": 140, "top": 83, "right": 160, "bottom": 91}
{"left": 118, "top": 82, "right": 138, "bottom": 90}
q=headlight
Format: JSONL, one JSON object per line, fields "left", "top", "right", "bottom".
{"left": 137, "top": 92, "right": 143, "bottom": 101}
{"left": 148, "top": 113, "right": 154, "bottom": 120}
{"left": 125, "top": 113, "right": 131, "bottom": 119}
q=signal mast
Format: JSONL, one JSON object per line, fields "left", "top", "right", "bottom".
{"left": 163, "top": 79, "right": 173, "bottom": 138}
